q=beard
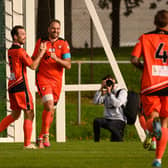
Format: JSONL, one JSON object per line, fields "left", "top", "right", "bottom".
{"left": 18, "top": 38, "right": 25, "bottom": 45}
{"left": 50, "top": 32, "right": 59, "bottom": 39}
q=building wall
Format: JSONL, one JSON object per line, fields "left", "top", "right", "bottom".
{"left": 71, "top": 0, "right": 167, "bottom": 48}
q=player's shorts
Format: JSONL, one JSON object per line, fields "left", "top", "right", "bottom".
{"left": 36, "top": 81, "right": 62, "bottom": 104}
{"left": 141, "top": 94, "right": 168, "bottom": 117}
{"left": 9, "top": 91, "right": 33, "bottom": 111}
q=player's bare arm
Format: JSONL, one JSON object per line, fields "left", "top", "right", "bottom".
{"left": 30, "top": 42, "right": 47, "bottom": 70}
{"left": 130, "top": 56, "right": 144, "bottom": 70}
{"left": 51, "top": 53, "right": 71, "bottom": 69}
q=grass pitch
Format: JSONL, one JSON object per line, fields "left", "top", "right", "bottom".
{"left": 0, "top": 140, "right": 167, "bottom": 168}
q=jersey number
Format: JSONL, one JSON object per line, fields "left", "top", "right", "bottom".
{"left": 155, "top": 43, "right": 168, "bottom": 63}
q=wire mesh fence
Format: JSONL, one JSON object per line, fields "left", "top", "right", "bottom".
{"left": 0, "top": 0, "right": 7, "bottom": 137}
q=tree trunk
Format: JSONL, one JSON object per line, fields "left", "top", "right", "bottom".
{"left": 65, "top": 0, "right": 72, "bottom": 48}
{"left": 112, "top": 0, "right": 121, "bottom": 49}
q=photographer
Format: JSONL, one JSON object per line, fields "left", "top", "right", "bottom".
{"left": 93, "top": 75, "right": 127, "bottom": 142}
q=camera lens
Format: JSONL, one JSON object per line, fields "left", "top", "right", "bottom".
{"left": 106, "top": 80, "right": 113, "bottom": 87}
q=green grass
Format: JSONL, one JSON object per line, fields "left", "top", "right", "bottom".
{"left": 0, "top": 141, "right": 167, "bottom": 168}
{"left": 71, "top": 47, "right": 134, "bottom": 60}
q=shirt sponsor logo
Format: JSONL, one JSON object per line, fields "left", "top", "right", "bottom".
{"left": 9, "top": 73, "right": 16, "bottom": 80}
{"left": 58, "top": 45, "right": 62, "bottom": 49}
{"left": 152, "top": 65, "right": 168, "bottom": 76}
{"left": 49, "top": 48, "right": 55, "bottom": 52}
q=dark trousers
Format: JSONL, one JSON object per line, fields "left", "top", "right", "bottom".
{"left": 93, "top": 118, "right": 125, "bottom": 142}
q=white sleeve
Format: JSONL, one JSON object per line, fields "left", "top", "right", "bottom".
{"left": 108, "top": 89, "right": 127, "bottom": 108}
{"left": 93, "top": 91, "right": 105, "bottom": 104}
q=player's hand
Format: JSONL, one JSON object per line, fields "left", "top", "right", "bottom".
{"left": 51, "top": 52, "right": 58, "bottom": 61}
{"left": 40, "top": 42, "right": 47, "bottom": 53}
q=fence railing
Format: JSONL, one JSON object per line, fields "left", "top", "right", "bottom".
{"left": 66, "top": 60, "right": 131, "bottom": 124}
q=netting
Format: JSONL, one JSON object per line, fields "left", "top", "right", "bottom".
{"left": 0, "top": 0, "right": 7, "bottom": 137}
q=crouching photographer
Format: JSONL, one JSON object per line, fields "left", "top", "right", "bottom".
{"left": 93, "top": 75, "right": 127, "bottom": 142}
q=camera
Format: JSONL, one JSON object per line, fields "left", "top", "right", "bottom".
{"left": 106, "top": 79, "right": 114, "bottom": 87}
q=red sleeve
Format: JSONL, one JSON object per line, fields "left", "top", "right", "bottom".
{"left": 131, "top": 35, "right": 143, "bottom": 58}
{"left": 62, "top": 40, "right": 70, "bottom": 54}
{"left": 32, "top": 38, "right": 41, "bottom": 60}
{"left": 19, "top": 48, "right": 32, "bottom": 67}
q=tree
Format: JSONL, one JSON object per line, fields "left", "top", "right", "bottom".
{"left": 98, "top": 0, "right": 168, "bottom": 49}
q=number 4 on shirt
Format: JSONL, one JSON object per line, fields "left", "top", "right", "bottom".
{"left": 155, "top": 43, "right": 168, "bottom": 63}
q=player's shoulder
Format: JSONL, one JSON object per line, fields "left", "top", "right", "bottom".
{"left": 58, "top": 37, "right": 66, "bottom": 41}
{"left": 9, "top": 44, "right": 24, "bottom": 54}
{"left": 9, "top": 44, "right": 21, "bottom": 50}
{"left": 57, "top": 38, "right": 69, "bottom": 47}
{"left": 57, "top": 37, "right": 69, "bottom": 44}
{"left": 144, "top": 29, "right": 168, "bottom": 35}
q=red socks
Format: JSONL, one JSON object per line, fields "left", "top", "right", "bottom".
{"left": 23, "top": 119, "right": 33, "bottom": 146}
{"left": 39, "top": 110, "right": 52, "bottom": 138}
{"left": 0, "top": 115, "right": 15, "bottom": 132}
{"left": 156, "top": 128, "right": 168, "bottom": 159}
